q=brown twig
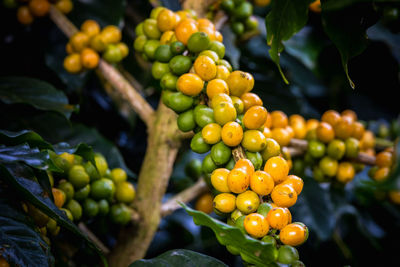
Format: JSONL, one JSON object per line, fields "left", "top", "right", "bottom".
{"left": 160, "top": 179, "right": 208, "bottom": 217}
{"left": 232, "top": 146, "right": 246, "bottom": 162}
{"left": 49, "top": 6, "right": 155, "bottom": 128}
{"left": 78, "top": 223, "right": 110, "bottom": 254}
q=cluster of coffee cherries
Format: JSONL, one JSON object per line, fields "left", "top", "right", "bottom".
{"left": 217, "top": 0, "right": 259, "bottom": 36}
{"left": 133, "top": 7, "right": 307, "bottom": 264}
{"left": 213, "top": 157, "right": 307, "bottom": 265}
{"left": 289, "top": 109, "right": 376, "bottom": 184}
{"left": 2, "top": 0, "right": 73, "bottom": 25}
{"left": 64, "top": 20, "right": 129, "bottom": 73}
{"left": 48, "top": 151, "right": 135, "bottom": 226}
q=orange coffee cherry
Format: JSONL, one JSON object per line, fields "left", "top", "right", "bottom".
{"left": 80, "top": 48, "right": 100, "bottom": 69}
{"left": 227, "top": 168, "right": 250, "bottom": 194}
{"left": 267, "top": 207, "right": 290, "bottom": 230}
{"left": 52, "top": 188, "right": 66, "bottom": 208}
{"left": 373, "top": 167, "right": 390, "bottom": 182}
{"left": 175, "top": 19, "right": 198, "bottom": 45}
{"left": 352, "top": 121, "right": 365, "bottom": 140}
{"left": 262, "top": 127, "right": 272, "bottom": 139}
{"left": 388, "top": 190, "right": 400, "bottom": 205}
{"left": 240, "top": 92, "right": 263, "bottom": 112}
{"left": 264, "top": 112, "right": 272, "bottom": 128}
{"left": 244, "top": 213, "right": 269, "bottom": 238}
{"left": 280, "top": 223, "right": 308, "bottom": 246}
{"left": 81, "top": 20, "right": 100, "bottom": 38}
{"left": 281, "top": 175, "right": 303, "bottom": 195}
{"left": 271, "top": 127, "right": 291, "bottom": 147}
{"left": 17, "top": 6, "right": 34, "bottom": 25}
{"left": 321, "top": 110, "right": 341, "bottom": 126}
{"left": 306, "top": 119, "right": 319, "bottom": 132}
{"left": 375, "top": 151, "right": 393, "bottom": 168}
{"left": 341, "top": 109, "right": 357, "bottom": 122}
{"left": 64, "top": 53, "right": 82, "bottom": 73}
{"left": 195, "top": 193, "right": 214, "bottom": 214}
{"left": 215, "top": 65, "right": 230, "bottom": 80}
{"left": 316, "top": 122, "right": 335, "bottom": 143}
{"left": 270, "top": 110, "right": 288, "bottom": 128}
{"left": 70, "top": 32, "right": 90, "bottom": 52}
{"left": 55, "top": 0, "right": 73, "bottom": 14}
{"left": 206, "top": 79, "right": 229, "bottom": 99}
{"left": 334, "top": 116, "right": 354, "bottom": 140}
{"left": 264, "top": 156, "right": 289, "bottom": 184}
{"left": 29, "top": 0, "right": 50, "bottom": 17}
{"left": 221, "top": 122, "right": 243, "bottom": 147}
{"left": 243, "top": 106, "right": 268, "bottom": 130}
{"left": 250, "top": 170, "right": 274, "bottom": 196}
{"left": 289, "top": 114, "right": 305, "bottom": 126}
{"left": 360, "top": 130, "right": 375, "bottom": 149}
{"left": 177, "top": 73, "right": 204, "bottom": 96}
{"left": 271, "top": 184, "right": 297, "bottom": 207}
{"left": 234, "top": 159, "right": 255, "bottom": 177}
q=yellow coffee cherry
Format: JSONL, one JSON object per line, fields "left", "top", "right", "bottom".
{"left": 226, "top": 70, "right": 254, "bottom": 96}
{"left": 236, "top": 190, "right": 260, "bottom": 214}
{"left": 194, "top": 55, "right": 217, "bottom": 81}
{"left": 241, "top": 130, "right": 267, "bottom": 152}
{"left": 213, "top": 102, "right": 237, "bottom": 125}
{"left": 211, "top": 168, "right": 230, "bottom": 193}
{"left": 202, "top": 123, "right": 222, "bottom": 144}
{"left": 213, "top": 193, "right": 236, "bottom": 213}
{"left": 210, "top": 93, "right": 232, "bottom": 109}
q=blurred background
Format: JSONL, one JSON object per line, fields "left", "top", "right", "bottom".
{"left": 1, "top": 0, "right": 399, "bottom": 266}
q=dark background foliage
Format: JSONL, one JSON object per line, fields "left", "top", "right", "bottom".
{"left": 1, "top": 0, "right": 400, "bottom": 266}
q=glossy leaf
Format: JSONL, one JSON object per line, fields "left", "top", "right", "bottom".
{"left": 291, "top": 176, "right": 335, "bottom": 241}
{"left": 129, "top": 249, "right": 227, "bottom": 267}
{"left": 0, "top": 144, "right": 60, "bottom": 172}
{"left": 265, "top": 0, "right": 314, "bottom": 84}
{"left": 182, "top": 203, "right": 279, "bottom": 267}
{"left": 0, "top": 164, "right": 107, "bottom": 266}
{"left": 0, "top": 198, "right": 54, "bottom": 267}
{"left": 0, "top": 77, "right": 75, "bottom": 118}
{"left": 0, "top": 129, "right": 53, "bottom": 151}
{"left": 321, "top": 1, "right": 375, "bottom": 88}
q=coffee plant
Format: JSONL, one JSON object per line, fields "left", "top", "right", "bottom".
{"left": 0, "top": 0, "right": 399, "bottom": 266}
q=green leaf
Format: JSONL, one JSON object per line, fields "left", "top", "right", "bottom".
{"left": 0, "top": 129, "right": 53, "bottom": 151}
{"left": 182, "top": 203, "right": 279, "bottom": 267}
{"left": 0, "top": 198, "right": 54, "bottom": 267}
{"left": 291, "top": 176, "right": 335, "bottom": 241}
{"left": 0, "top": 144, "right": 60, "bottom": 172}
{"left": 321, "top": 1, "right": 372, "bottom": 88}
{"left": 129, "top": 249, "right": 228, "bottom": 267}
{"left": 0, "top": 165, "right": 107, "bottom": 267}
{"left": 0, "top": 76, "right": 75, "bottom": 118}
{"left": 265, "top": 0, "right": 314, "bottom": 84}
